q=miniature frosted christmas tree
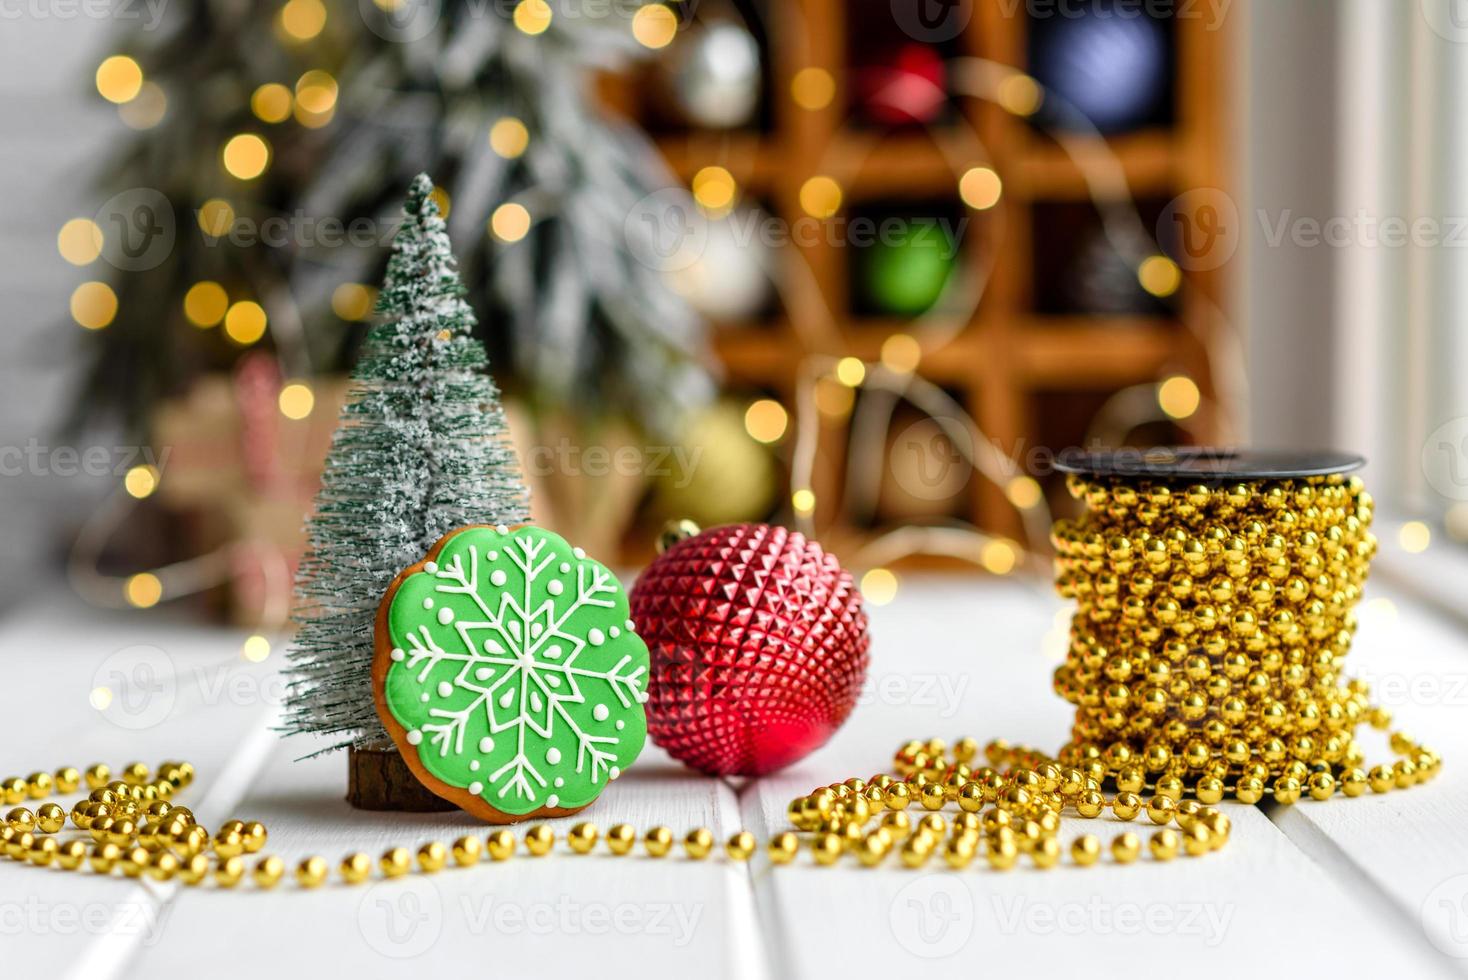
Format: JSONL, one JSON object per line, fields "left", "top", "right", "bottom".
{"left": 284, "top": 174, "right": 530, "bottom": 779}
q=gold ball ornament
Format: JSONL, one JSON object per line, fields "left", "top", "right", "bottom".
{"left": 524, "top": 825, "right": 555, "bottom": 856}
{"left": 654, "top": 402, "right": 777, "bottom": 526}
{"left": 340, "top": 852, "right": 373, "bottom": 883}
{"left": 767, "top": 832, "right": 798, "bottom": 864}
{"left": 684, "top": 828, "right": 715, "bottom": 859}
{"left": 417, "top": 841, "right": 448, "bottom": 872}
{"left": 726, "top": 831, "right": 756, "bottom": 861}
{"left": 452, "top": 836, "right": 483, "bottom": 866}
{"left": 605, "top": 824, "right": 636, "bottom": 855}
{"left": 1149, "top": 830, "right": 1180, "bottom": 862}
{"left": 567, "top": 823, "right": 599, "bottom": 854}
{"left": 252, "top": 855, "right": 285, "bottom": 889}
{"left": 644, "top": 826, "right": 673, "bottom": 858}
{"left": 215, "top": 856, "right": 246, "bottom": 888}
{"left": 295, "top": 856, "right": 329, "bottom": 888}
{"left": 487, "top": 830, "right": 516, "bottom": 861}
{"left": 380, "top": 847, "right": 412, "bottom": 878}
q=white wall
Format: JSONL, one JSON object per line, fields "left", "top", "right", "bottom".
{"left": 0, "top": 13, "right": 120, "bottom": 604}
{"left": 1239, "top": 0, "right": 1343, "bottom": 451}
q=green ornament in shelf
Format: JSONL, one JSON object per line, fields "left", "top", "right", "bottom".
{"left": 862, "top": 224, "right": 957, "bottom": 316}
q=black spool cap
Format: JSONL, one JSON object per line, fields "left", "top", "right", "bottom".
{"left": 1054, "top": 447, "right": 1365, "bottom": 483}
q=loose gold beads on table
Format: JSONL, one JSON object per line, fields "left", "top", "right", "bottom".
{"left": 0, "top": 752, "right": 1232, "bottom": 890}
{"left": 1050, "top": 473, "right": 1441, "bottom": 802}
{"left": 781, "top": 741, "right": 1233, "bottom": 872}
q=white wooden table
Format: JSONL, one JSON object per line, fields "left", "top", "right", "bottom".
{"left": 5, "top": 572, "right": 1468, "bottom": 979}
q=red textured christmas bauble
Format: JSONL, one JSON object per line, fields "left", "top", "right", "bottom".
{"left": 629, "top": 523, "right": 871, "bottom": 776}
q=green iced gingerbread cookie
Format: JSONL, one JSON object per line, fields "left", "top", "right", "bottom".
{"left": 373, "top": 524, "right": 649, "bottom": 822}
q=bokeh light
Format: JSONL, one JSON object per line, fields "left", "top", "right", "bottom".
{"left": 513, "top": 0, "right": 552, "bottom": 35}
{"left": 332, "top": 283, "right": 376, "bottom": 321}
{"left": 1138, "top": 255, "right": 1182, "bottom": 297}
{"left": 183, "top": 281, "right": 229, "bottom": 328}
{"left": 1399, "top": 521, "right": 1431, "bottom": 554}
{"left": 791, "top": 67, "right": 835, "bottom": 110}
{"left": 96, "top": 56, "right": 143, "bottom": 104}
{"left": 1157, "top": 375, "right": 1201, "bottom": 420}
{"left": 57, "top": 219, "right": 103, "bottom": 266}
{"left": 278, "top": 0, "right": 327, "bottom": 41}
{"left": 491, "top": 203, "right": 532, "bottom": 243}
{"left": 119, "top": 82, "right": 167, "bottom": 129}
{"left": 242, "top": 635, "right": 272, "bottom": 663}
{"left": 490, "top": 117, "right": 530, "bottom": 159}
{"left": 880, "top": 333, "right": 922, "bottom": 374}
{"left": 222, "top": 134, "right": 270, "bottom": 180}
{"left": 197, "top": 199, "right": 236, "bottom": 237}
{"left": 981, "top": 539, "right": 1018, "bottom": 576}
{"left": 799, "top": 176, "right": 843, "bottom": 219}
{"left": 692, "top": 166, "right": 737, "bottom": 212}
{"left": 861, "top": 568, "right": 898, "bottom": 606}
{"left": 959, "top": 167, "right": 1003, "bottom": 210}
{"left": 743, "top": 399, "right": 788, "bottom": 444}
{"left": 70, "top": 282, "right": 118, "bottom": 330}
{"left": 631, "top": 4, "right": 677, "bottom": 49}
{"left": 125, "top": 573, "right": 163, "bottom": 609}
{"left": 224, "top": 301, "right": 268, "bottom": 345}
{"left": 123, "top": 465, "right": 159, "bottom": 499}
{"left": 251, "top": 83, "right": 293, "bottom": 124}
{"left": 278, "top": 382, "right": 315, "bottom": 420}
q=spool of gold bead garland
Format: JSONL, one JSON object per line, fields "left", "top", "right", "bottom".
{"left": 1047, "top": 452, "right": 1442, "bottom": 801}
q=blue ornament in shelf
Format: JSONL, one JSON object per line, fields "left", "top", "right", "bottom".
{"left": 1029, "top": 10, "right": 1169, "bottom": 133}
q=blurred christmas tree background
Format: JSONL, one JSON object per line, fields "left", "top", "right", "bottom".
{"left": 73, "top": 0, "right": 713, "bottom": 439}
{"left": 58, "top": 0, "right": 1233, "bottom": 624}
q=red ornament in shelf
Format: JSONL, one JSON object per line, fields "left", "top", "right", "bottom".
{"left": 629, "top": 523, "right": 871, "bottom": 776}
{"left": 856, "top": 43, "right": 948, "bottom": 126}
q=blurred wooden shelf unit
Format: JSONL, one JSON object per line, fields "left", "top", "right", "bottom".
{"left": 602, "top": 0, "right": 1231, "bottom": 550}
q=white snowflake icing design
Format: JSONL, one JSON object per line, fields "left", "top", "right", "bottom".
{"left": 388, "top": 528, "right": 648, "bottom": 808}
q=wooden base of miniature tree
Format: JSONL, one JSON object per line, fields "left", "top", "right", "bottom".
{"left": 346, "top": 746, "right": 457, "bottom": 812}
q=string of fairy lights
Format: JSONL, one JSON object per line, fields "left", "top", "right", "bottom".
{"left": 62, "top": 1, "right": 1441, "bottom": 648}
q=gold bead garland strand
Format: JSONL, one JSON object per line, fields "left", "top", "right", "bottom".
{"left": 3, "top": 751, "right": 1236, "bottom": 889}
{"left": 1049, "top": 473, "right": 1441, "bottom": 800}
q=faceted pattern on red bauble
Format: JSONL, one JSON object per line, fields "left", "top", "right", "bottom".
{"left": 629, "top": 523, "right": 870, "bottom": 776}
